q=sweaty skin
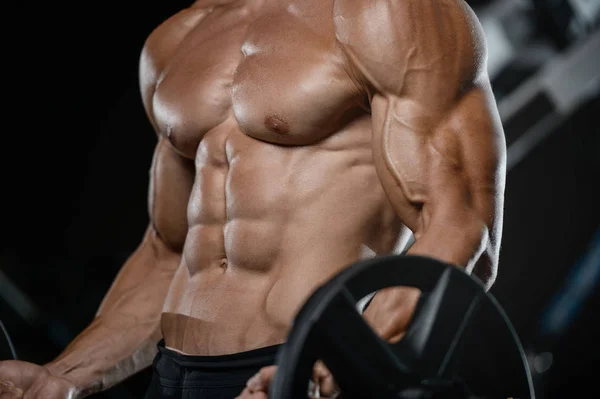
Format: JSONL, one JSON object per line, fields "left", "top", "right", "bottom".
{"left": 0, "top": 0, "right": 505, "bottom": 398}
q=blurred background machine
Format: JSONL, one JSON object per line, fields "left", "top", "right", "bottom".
{"left": 1, "top": 0, "right": 599, "bottom": 398}
{"left": 469, "top": 2, "right": 599, "bottom": 397}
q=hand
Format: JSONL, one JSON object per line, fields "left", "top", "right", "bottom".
{"left": 362, "top": 286, "right": 421, "bottom": 344}
{"left": 235, "top": 365, "right": 274, "bottom": 399}
{"left": 308, "top": 361, "right": 340, "bottom": 399}
{"left": 236, "top": 362, "right": 339, "bottom": 399}
{"left": 0, "top": 360, "right": 78, "bottom": 399}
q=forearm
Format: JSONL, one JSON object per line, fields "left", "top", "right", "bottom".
{"left": 407, "top": 215, "right": 491, "bottom": 278}
{"left": 363, "top": 216, "right": 492, "bottom": 342}
{"left": 44, "top": 315, "right": 161, "bottom": 397}
{"left": 45, "top": 228, "right": 180, "bottom": 397}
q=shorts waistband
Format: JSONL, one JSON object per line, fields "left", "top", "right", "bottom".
{"left": 156, "top": 339, "right": 282, "bottom": 370}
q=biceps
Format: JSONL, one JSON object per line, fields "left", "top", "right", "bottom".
{"left": 371, "top": 85, "right": 506, "bottom": 237}
{"left": 370, "top": 94, "right": 435, "bottom": 231}
{"left": 149, "top": 138, "right": 195, "bottom": 251}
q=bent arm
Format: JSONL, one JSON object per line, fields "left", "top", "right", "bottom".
{"left": 44, "top": 228, "right": 178, "bottom": 396}
{"left": 371, "top": 85, "right": 505, "bottom": 286}
{"left": 44, "top": 138, "right": 194, "bottom": 397}
{"left": 335, "top": 0, "right": 506, "bottom": 340}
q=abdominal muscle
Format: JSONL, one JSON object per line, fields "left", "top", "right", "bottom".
{"left": 159, "top": 118, "right": 401, "bottom": 356}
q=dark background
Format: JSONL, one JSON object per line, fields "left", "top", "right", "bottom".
{"left": 1, "top": 0, "right": 598, "bottom": 398}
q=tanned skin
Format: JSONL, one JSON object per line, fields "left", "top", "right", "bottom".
{"left": 0, "top": 0, "right": 505, "bottom": 398}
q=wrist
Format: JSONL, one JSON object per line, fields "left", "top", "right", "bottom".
{"left": 362, "top": 286, "right": 421, "bottom": 343}
{"left": 44, "top": 362, "right": 101, "bottom": 399}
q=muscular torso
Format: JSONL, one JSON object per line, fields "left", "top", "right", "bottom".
{"left": 143, "top": 0, "right": 412, "bottom": 355}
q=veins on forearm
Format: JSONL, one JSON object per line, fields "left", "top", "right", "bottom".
{"left": 46, "top": 321, "right": 159, "bottom": 396}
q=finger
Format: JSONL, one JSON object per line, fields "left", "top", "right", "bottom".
{"left": 22, "top": 376, "right": 46, "bottom": 399}
{"left": 0, "top": 363, "right": 25, "bottom": 391}
{"left": 246, "top": 366, "right": 277, "bottom": 392}
{"left": 312, "top": 361, "right": 330, "bottom": 381}
{"left": 0, "top": 381, "right": 23, "bottom": 399}
{"left": 313, "top": 361, "right": 338, "bottom": 397}
{"left": 0, "top": 381, "right": 20, "bottom": 394}
{"left": 323, "top": 390, "right": 341, "bottom": 399}
{"left": 258, "top": 365, "right": 277, "bottom": 385}
{"left": 235, "top": 387, "right": 268, "bottom": 399}
{"left": 319, "top": 374, "right": 337, "bottom": 397}
{"left": 235, "top": 387, "right": 251, "bottom": 399}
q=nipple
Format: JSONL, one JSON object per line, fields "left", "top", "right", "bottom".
{"left": 166, "top": 125, "right": 177, "bottom": 146}
{"left": 264, "top": 114, "right": 290, "bottom": 135}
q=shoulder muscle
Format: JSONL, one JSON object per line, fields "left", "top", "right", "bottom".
{"left": 334, "top": 0, "right": 487, "bottom": 107}
{"left": 139, "top": 7, "right": 211, "bottom": 123}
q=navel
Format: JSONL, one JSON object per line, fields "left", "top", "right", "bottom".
{"left": 219, "top": 257, "right": 228, "bottom": 269}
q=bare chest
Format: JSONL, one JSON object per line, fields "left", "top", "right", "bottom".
{"left": 147, "top": 0, "right": 366, "bottom": 158}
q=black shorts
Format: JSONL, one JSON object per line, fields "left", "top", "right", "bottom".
{"left": 144, "top": 340, "right": 281, "bottom": 399}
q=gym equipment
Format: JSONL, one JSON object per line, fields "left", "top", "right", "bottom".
{"left": 0, "top": 319, "right": 17, "bottom": 360}
{"left": 271, "top": 255, "right": 535, "bottom": 398}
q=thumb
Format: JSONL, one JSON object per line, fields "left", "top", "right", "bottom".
{"left": 247, "top": 366, "right": 277, "bottom": 393}
{"left": 0, "top": 380, "right": 24, "bottom": 398}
